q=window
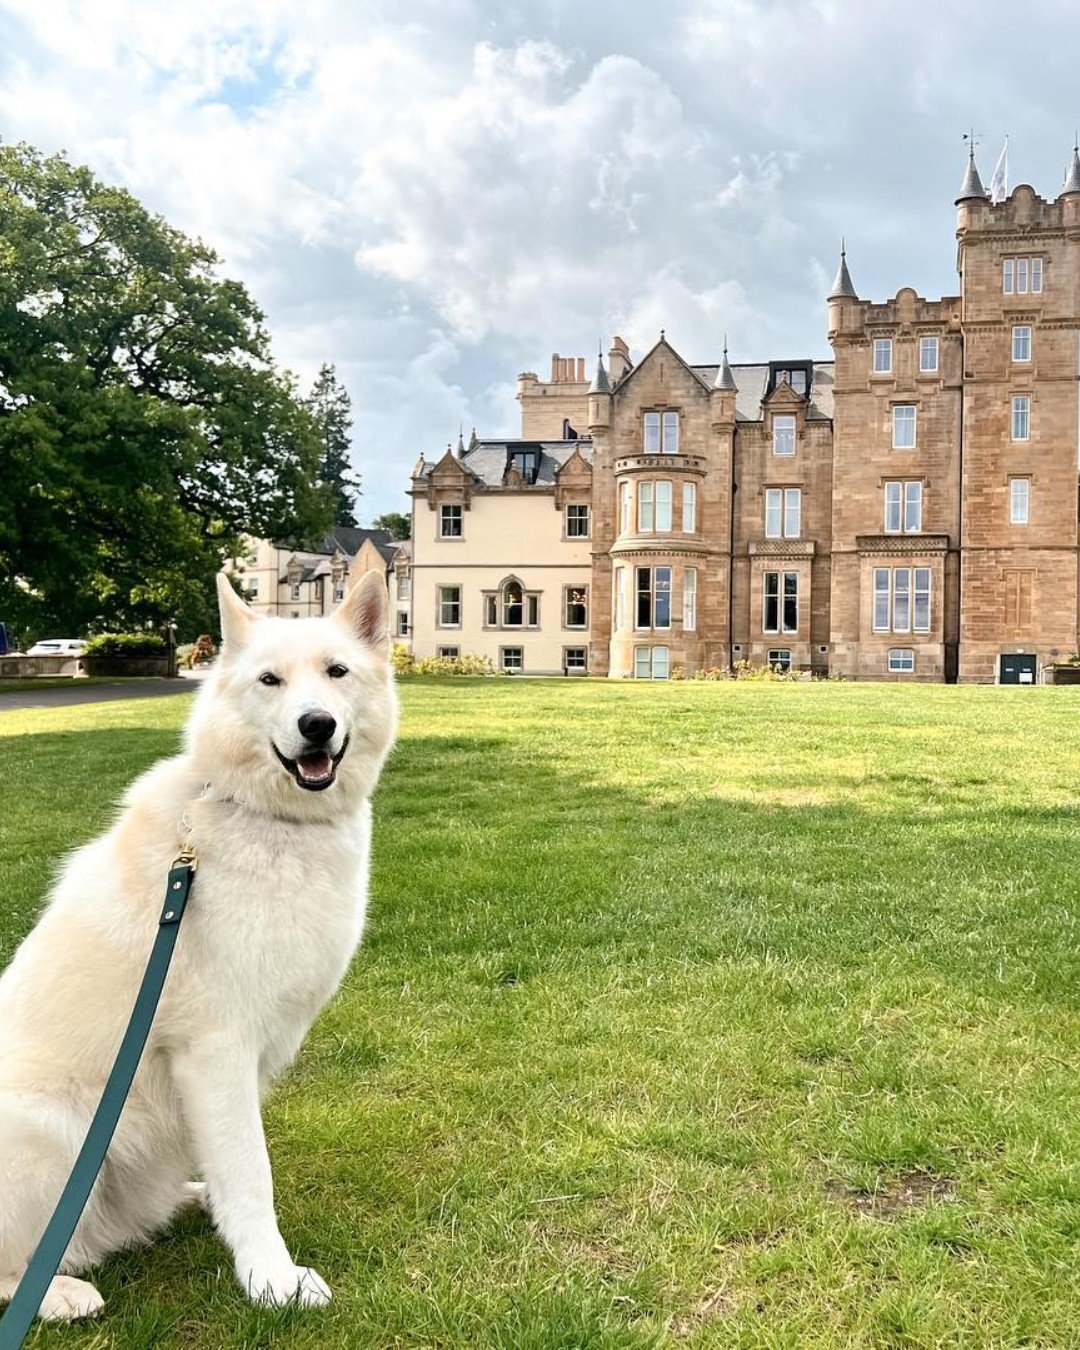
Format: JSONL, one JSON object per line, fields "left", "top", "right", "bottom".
{"left": 439, "top": 504, "right": 463, "bottom": 538}
{"left": 438, "top": 585, "right": 461, "bottom": 627}
{"left": 436, "top": 646, "right": 459, "bottom": 660}
{"left": 620, "top": 481, "right": 631, "bottom": 533}
{"left": 767, "top": 649, "right": 792, "bottom": 672}
{"left": 333, "top": 582, "right": 345, "bottom": 603}
{"left": 919, "top": 336, "right": 939, "bottom": 372}
{"left": 564, "top": 647, "right": 587, "bottom": 674}
{"left": 564, "top": 586, "right": 587, "bottom": 628}
{"left": 892, "top": 405, "right": 916, "bottom": 449}
{"left": 1011, "top": 395, "right": 1030, "bottom": 441}
{"left": 638, "top": 481, "right": 654, "bottom": 532}
{"left": 888, "top": 649, "right": 915, "bottom": 673}
{"left": 614, "top": 565, "right": 627, "bottom": 631}
{"left": 501, "top": 647, "right": 523, "bottom": 673}
{"left": 683, "top": 568, "right": 697, "bottom": 632}
{"left": 503, "top": 580, "right": 524, "bottom": 627}
{"left": 773, "top": 415, "right": 796, "bottom": 457}
{"left": 884, "top": 481, "right": 922, "bottom": 533}
{"left": 1010, "top": 477, "right": 1030, "bottom": 524}
{"left": 643, "top": 411, "right": 679, "bottom": 453}
{"left": 873, "top": 338, "right": 893, "bottom": 373}
{"left": 246, "top": 577, "right": 259, "bottom": 598}
{"left": 682, "top": 482, "right": 696, "bottom": 532}
{"left": 635, "top": 566, "right": 672, "bottom": 629}
{"left": 566, "top": 504, "right": 590, "bottom": 537}
{"left": 873, "top": 568, "right": 931, "bottom": 633}
{"left": 765, "top": 487, "right": 801, "bottom": 539}
{"left": 397, "top": 574, "right": 410, "bottom": 600}
{"left": 1012, "top": 326, "right": 1032, "bottom": 362}
{"left": 396, "top": 611, "right": 409, "bottom": 636}
{"left": 655, "top": 481, "right": 673, "bottom": 532}
{"left": 290, "top": 583, "right": 301, "bottom": 600}
{"left": 634, "top": 646, "right": 670, "bottom": 679}
{"left": 527, "top": 594, "right": 539, "bottom": 626}
{"left": 1003, "top": 256, "right": 1043, "bottom": 295}
{"left": 763, "top": 571, "right": 798, "bottom": 635}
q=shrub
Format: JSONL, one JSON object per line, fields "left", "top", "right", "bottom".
{"left": 83, "top": 632, "right": 166, "bottom": 658}
{"left": 392, "top": 646, "right": 495, "bottom": 676}
{"left": 731, "top": 659, "right": 801, "bottom": 681}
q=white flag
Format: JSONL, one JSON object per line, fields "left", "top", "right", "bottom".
{"left": 989, "top": 138, "right": 1008, "bottom": 203}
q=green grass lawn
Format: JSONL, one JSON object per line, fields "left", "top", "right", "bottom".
{"left": 5, "top": 679, "right": 1080, "bottom": 1347}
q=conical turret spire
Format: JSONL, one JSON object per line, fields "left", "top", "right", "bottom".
{"left": 956, "top": 145, "right": 987, "bottom": 202}
{"left": 456, "top": 425, "right": 466, "bottom": 457}
{"left": 1063, "top": 139, "right": 1080, "bottom": 195}
{"left": 714, "top": 336, "right": 737, "bottom": 391}
{"left": 588, "top": 346, "right": 611, "bottom": 394}
{"left": 827, "top": 240, "right": 857, "bottom": 300}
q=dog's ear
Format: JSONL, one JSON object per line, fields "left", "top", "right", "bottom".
{"left": 333, "top": 569, "right": 388, "bottom": 656}
{"left": 216, "top": 572, "right": 258, "bottom": 652}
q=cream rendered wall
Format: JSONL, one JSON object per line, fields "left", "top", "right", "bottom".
{"left": 224, "top": 539, "right": 325, "bottom": 618}
{"left": 411, "top": 490, "right": 592, "bottom": 673}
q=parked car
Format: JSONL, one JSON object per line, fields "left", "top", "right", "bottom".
{"left": 26, "top": 638, "right": 87, "bottom": 657}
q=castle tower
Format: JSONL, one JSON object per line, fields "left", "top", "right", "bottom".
{"left": 826, "top": 241, "right": 963, "bottom": 680}
{"left": 955, "top": 150, "right": 1080, "bottom": 682}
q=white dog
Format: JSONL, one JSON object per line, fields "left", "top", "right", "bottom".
{"left": 0, "top": 570, "right": 397, "bottom": 1322}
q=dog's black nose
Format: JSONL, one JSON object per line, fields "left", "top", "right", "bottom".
{"left": 298, "top": 711, "right": 337, "bottom": 746}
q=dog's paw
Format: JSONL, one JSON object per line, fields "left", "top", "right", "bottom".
{"left": 240, "top": 1261, "right": 332, "bottom": 1308}
{"left": 39, "top": 1275, "right": 105, "bottom": 1321}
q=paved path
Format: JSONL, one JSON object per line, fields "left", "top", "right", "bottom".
{"left": 0, "top": 677, "right": 202, "bottom": 712}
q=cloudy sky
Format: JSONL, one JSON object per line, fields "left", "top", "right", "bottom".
{"left": 1, "top": 1, "right": 1078, "bottom": 519}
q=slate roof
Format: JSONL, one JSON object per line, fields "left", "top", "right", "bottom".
{"left": 274, "top": 525, "right": 400, "bottom": 571}
{"left": 416, "top": 440, "right": 594, "bottom": 489}
{"left": 1064, "top": 147, "right": 1080, "bottom": 195}
{"left": 690, "top": 362, "right": 835, "bottom": 421}
{"left": 957, "top": 152, "right": 987, "bottom": 202}
{"left": 828, "top": 249, "right": 858, "bottom": 300}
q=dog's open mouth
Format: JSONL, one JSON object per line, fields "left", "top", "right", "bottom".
{"left": 272, "top": 736, "right": 349, "bottom": 792}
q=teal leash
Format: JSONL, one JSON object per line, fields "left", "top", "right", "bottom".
{"left": 0, "top": 854, "right": 196, "bottom": 1349}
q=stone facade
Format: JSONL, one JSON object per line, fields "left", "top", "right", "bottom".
{"left": 223, "top": 528, "right": 409, "bottom": 640}
{"left": 409, "top": 155, "right": 1080, "bottom": 683}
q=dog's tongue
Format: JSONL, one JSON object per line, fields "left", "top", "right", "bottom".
{"left": 296, "top": 750, "right": 333, "bottom": 783}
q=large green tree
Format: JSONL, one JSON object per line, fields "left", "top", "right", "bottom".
{"left": 371, "top": 511, "right": 410, "bottom": 541}
{"left": 307, "top": 362, "right": 360, "bottom": 528}
{"left": 0, "top": 142, "right": 336, "bottom": 640}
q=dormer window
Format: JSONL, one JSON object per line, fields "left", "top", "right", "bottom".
{"left": 768, "top": 363, "right": 810, "bottom": 397}
{"left": 643, "top": 411, "right": 679, "bottom": 454}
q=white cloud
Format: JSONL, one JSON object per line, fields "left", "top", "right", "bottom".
{"left": 6, "top": 0, "right": 1080, "bottom": 517}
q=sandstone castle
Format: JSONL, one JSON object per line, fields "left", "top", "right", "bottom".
{"left": 406, "top": 148, "right": 1080, "bottom": 683}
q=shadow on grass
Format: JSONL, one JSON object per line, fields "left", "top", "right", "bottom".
{"left": 6, "top": 710, "right": 1080, "bottom": 1346}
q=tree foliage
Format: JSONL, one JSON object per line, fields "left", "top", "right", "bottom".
{"left": 0, "top": 142, "right": 336, "bottom": 640}
{"left": 306, "top": 363, "right": 360, "bottom": 529}
{"left": 372, "top": 511, "right": 411, "bottom": 541}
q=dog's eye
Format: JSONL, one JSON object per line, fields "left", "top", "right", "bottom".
{"left": 327, "top": 663, "right": 349, "bottom": 680}
{"left": 258, "top": 672, "right": 282, "bottom": 687}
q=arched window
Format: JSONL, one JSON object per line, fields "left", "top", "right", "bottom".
{"left": 503, "top": 580, "right": 524, "bottom": 627}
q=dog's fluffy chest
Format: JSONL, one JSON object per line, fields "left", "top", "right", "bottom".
{"left": 172, "top": 801, "right": 372, "bottom": 1054}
